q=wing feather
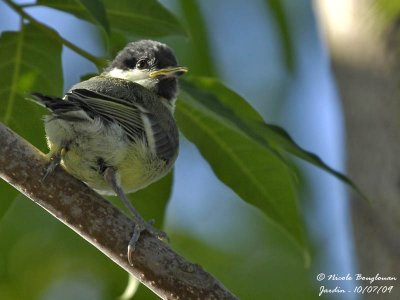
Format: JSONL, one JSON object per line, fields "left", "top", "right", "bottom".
{"left": 66, "top": 89, "right": 145, "bottom": 140}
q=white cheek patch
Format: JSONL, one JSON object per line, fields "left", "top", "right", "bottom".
{"left": 134, "top": 78, "right": 158, "bottom": 90}
{"left": 107, "top": 68, "right": 158, "bottom": 90}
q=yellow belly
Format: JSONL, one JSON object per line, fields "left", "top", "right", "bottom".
{"left": 54, "top": 139, "right": 170, "bottom": 195}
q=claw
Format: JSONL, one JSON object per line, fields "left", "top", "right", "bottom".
{"left": 41, "top": 153, "right": 61, "bottom": 182}
{"left": 127, "top": 220, "right": 169, "bottom": 266}
{"left": 42, "top": 145, "right": 68, "bottom": 182}
{"left": 127, "top": 223, "right": 143, "bottom": 266}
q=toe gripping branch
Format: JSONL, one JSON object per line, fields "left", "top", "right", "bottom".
{"left": 42, "top": 145, "right": 68, "bottom": 181}
{"left": 103, "top": 167, "right": 169, "bottom": 266}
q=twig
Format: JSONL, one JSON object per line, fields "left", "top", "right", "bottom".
{"left": 0, "top": 123, "right": 238, "bottom": 300}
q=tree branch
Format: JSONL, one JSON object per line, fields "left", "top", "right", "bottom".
{"left": 0, "top": 123, "right": 238, "bottom": 300}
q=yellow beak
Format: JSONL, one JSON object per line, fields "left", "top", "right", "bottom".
{"left": 149, "top": 66, "right": 188, "bottom": 78}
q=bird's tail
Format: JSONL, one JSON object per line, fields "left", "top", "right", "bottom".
{"left": 29, "top": 92, "right": 87, "bottom": 121}
{"left": 30, "top": 93, "right": 76, "bottom": 112}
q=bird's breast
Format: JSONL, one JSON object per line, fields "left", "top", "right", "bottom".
{"left": 45, "top": 117, "right": 174, "bottom": 194}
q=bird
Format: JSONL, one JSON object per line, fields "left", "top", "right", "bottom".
{"left": 30, "top": 40, "right": 187, "bottom": 265}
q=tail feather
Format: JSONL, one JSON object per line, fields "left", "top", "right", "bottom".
{"left": 30, "top": 92, "right": 90, "bottom": 122}
{"left": 30, "top": 92, "right": 78, "bottom": 112}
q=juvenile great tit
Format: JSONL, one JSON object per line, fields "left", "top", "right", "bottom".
{"left": 31, "top": 40, "right": 187, "bottom": 265}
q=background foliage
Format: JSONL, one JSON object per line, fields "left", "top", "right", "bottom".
{"left": 0, "top": 0, "right": 383, "bottom": 299}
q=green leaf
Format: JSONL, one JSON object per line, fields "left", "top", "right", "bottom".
{"left": 105, "top": 0, "right": 186, "bottom": 37}
{"left": 182, "top": 77, "right": 368, "bottom": 202}
{"left": 0, "top": 24, "right": 63, "bottom": 217}
{"left": 265, "top": 0, "right": 295, "bottom": 71}
{"left": 0, "top": 24, "right": 63, "bottom": 135}
{"left": 177, "top": 79, "right": 306, "bottom": 252}
{"left": 179, "top": 0, "right": 215, "bottom": 76}
{"left": 37, "top": 0, "right": 110, "bottom": 34}
{"left": 259, "top": 124, "right": 370, "bottom": 201}
{"left": 79, "top": 0, "right": 110, "bottom": 34}
{"left": 38, "top": 0, "right": 186, "bottom": 37}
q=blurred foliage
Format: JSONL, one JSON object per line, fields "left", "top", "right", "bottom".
{"left": 37, "top": 0, "right": 111, "bottom": 35}
{"left": 265, "top": 0, "right": 295, "bottom": 71}
{"left": 178, "top": 0, "right": 215, "bottom": 76}
{"left": 376, "top": 0, "right": 400, "bottom": 22}
{"left": 0, "top": 0, "right": 366, "bottom": 299}
{"left": 37, "top": 0, "right": 186, "bottom": 39}
{"left": 0, "top": 23, "right": 62, "bottom": 217}
{"left": 0, "top": 196, "right": 127, "bottom": 300}
{"left": 375, "top": 0, "right": 400, "bottom": 59}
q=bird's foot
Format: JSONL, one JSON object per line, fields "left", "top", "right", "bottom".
{"left": 42, "top": 145, "right": 68, "bottom": 181}
{"left": 42, "top": 153, "right": 61, "bottom": 181}
{"left": 127, "top": 219, "right": 169, "bottom": 266}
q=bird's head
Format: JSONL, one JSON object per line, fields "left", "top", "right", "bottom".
{"left": 103, "top": 40, "right": 187, "bottom": 105}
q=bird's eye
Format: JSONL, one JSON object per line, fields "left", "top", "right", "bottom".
{"left": 136, "top": 59, "right": 148, "bottom": 69}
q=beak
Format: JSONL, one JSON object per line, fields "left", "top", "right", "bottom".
{"left": 149, "top": 66, "right": 188, "bottom": 78}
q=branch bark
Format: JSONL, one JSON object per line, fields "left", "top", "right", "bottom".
{"left": 0, "top": 122, "right": 238, "bottom": 300}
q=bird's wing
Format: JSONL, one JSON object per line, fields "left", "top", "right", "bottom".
{"left": 67, "top": 88, "right": 178, "bottom": 161}
{"left": 65, "top": 88, "right": 146, "bottom": 140}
